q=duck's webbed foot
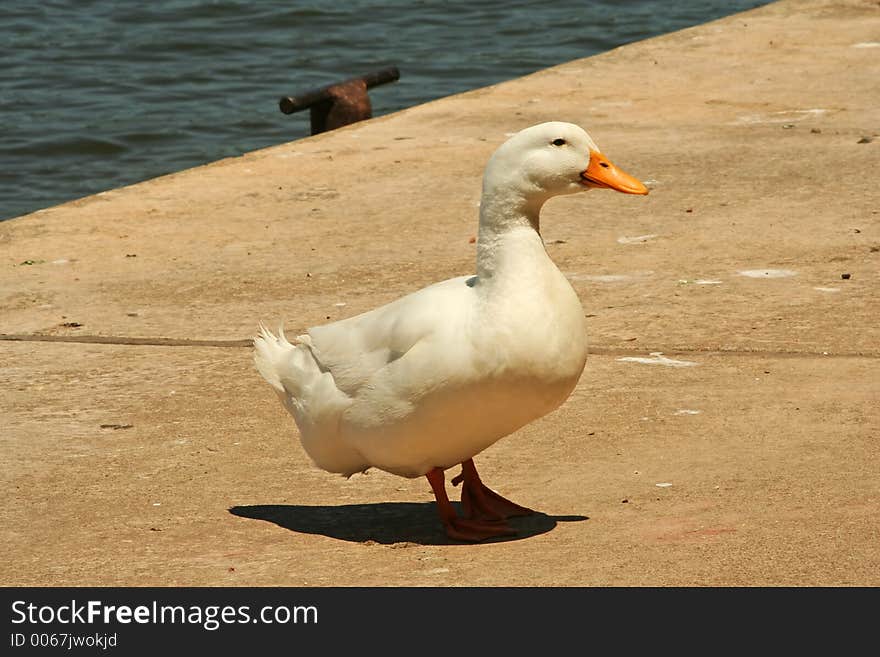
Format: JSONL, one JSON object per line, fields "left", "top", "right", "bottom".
{"left": 425, "top": 467, "right": 514, "bottom": 542}
{"left": 451, "top": 458, "right": 534, "bottom": 521}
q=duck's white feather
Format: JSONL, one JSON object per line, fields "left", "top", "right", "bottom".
{"left": 254, "top": 122, "right": 621, "bottom": 478}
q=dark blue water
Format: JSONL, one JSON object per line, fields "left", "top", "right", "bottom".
{"left": 1, "top": 0, "right": 768, "bottom": 221}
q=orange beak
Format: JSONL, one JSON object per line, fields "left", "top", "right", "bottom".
{"left": 581, "top": 150, "right": 649, "bottom": 195}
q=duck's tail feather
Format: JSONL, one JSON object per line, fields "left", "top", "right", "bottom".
{"left": 253, "top": 323, "right": 294, "bottom": 394}
{"left": 252, "top": 323, "right": 315, "bottom": 403}
{"left": 253, "top": 323, "right": 360, "bottom": 474}
{"left": 253, "top": 323, "right": 350, "bottom": 421}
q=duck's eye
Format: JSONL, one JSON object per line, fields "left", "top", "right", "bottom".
{"left": 551, "top": 138, "right": 567, "bottom": 146}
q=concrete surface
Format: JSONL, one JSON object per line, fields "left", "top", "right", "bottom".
{"left": 1, "top": 0, "right": 878, "bottom": 585}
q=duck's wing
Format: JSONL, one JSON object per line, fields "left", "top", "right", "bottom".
{"left": 306, "top": 275, "right": 476, "bottom": 396}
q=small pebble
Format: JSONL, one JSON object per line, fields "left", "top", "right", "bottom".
{"left": 857, "top": 136, "right": 873, "bottom": 144}
{"left": 841, "top": 273, "right": 852, "bottom": 280}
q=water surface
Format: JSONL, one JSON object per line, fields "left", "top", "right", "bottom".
{"left": 1, "top": 1, "right": 768, "bottom": 220}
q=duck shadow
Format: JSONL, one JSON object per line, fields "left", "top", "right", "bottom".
{"left": 229, "top": 502, "right": 588, "bottom": 545}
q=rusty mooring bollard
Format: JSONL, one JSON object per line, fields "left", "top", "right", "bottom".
{"left": 279, "top": 66, "right": 400, "bottom": 135}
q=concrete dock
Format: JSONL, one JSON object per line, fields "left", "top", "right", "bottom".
{"left": 2, "top": 0, "right": 878, "bottom": 585}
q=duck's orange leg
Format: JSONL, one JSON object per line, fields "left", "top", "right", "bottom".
{"left": 425, "top": 467, "right": 514, "bottom": 542}
{"left": 451, "top": 458, "right": 534, "bottom": 521}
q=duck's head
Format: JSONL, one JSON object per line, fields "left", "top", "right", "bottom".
{"left": 484, "top": 121, "right": 649, "bottom": 201}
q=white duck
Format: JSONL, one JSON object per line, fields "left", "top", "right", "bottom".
{"left": 254, "top": 121, "right": 648, "bottom": 541}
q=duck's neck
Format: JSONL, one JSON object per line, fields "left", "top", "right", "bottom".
{"left": 476, "top": 186, "right": 550, "bottom": 281}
